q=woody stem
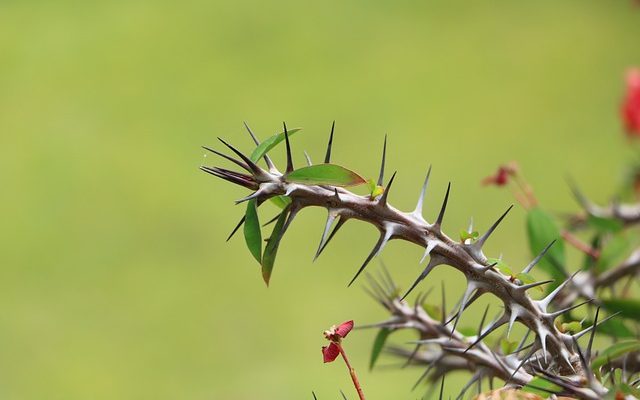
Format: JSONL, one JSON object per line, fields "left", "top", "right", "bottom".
{"left": 337, "top": 343, "right": 366, "bottom": 400}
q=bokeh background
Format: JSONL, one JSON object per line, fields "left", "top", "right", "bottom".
{"left": 1, "top": 0, "right": 639, "bottom": 398}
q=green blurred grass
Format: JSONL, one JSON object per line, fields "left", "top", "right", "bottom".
{"left": 0, "top": 0, "right": 639, "bottom": 398}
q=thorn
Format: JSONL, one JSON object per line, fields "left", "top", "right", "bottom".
{"left": 202, "top": 146, "right": 251, "bottom": 172}
{"left": 377, "top": 135, "right": 387, "bottom": 186}
{"left": 333, "top": 188, "right": 341, "bottom": 202}
{"left": 324, "top": 121, "right": 335, "bottom": 164}
{"left": 280, "top": 205, "right": 300, "bottom": 237}
{"left": 441, "top": 281, "right": 446, "bottom": 324}
{"left": 216, "top": 137, "right": 265, "bottom": 178}
{"left": 262, "top": 213, "right": 281, "bottom": 227}
{"left": 304, "top": 151, "right": 313, "bottom": 166}
{"left": 566, "top": 177, "right": 591, "bottom": 210}
{"left": 481, "top": 262, "right": 498, "bottom": 273}
{"left": 586, "top": 306, "right": 600, "bottom": 361}
{"left": 200, "top": 166, "right": 258, "bottom": 190}
{"left": 413, "top": 165, "right": 432, "bottom": 217}
{"left": 549, "top": 299, "right": 592, "bottom": 319}
{"left": 518, "top": 279, "right": 554, "bottom": 292}
{"left": 463, "top": 314, "right": 508, "bottom": 353}
{"left": 456, "top": 373, "right": 480, "bottom": 400}
{"left": 312, "top": 391, "right": 318, "bottom": 400}
{"left": 475, "top": 205, "right": 513, "bottom": 248}
{"left": 450, "top": 282, "right": 477, "bottom": 337}
{"left": 226, "top": 215, "right": 245, "bottom": 241}
{"left": 477, "top": 304, "right": 490, "bottom": 337}
{"left": 419, "top": 241, "right": 437, "bottom": 264}
{"left": 314, "top": 212, "right": 337, "bottom": 261}
{"left": 283, "top": 122, "right": 293, "bottom": 173}
{"left": 507, "top": 309, "right": 518, "bottom": 338}
{"left": 506, "top": 346, "right": 536, "bottom": 383}
{"left": 515, "top": 329, "right": 531, "bottom": 354}
{"left": 571, "top": 336, "right": 593, "bottom": 386}
{"left": 348, "top": 230, "right": 391, "bottom": 286}
{"left": 439, "top": 375, "right": 445, "bottom": 400}
{"left": 235, "top": 189, "right": 263, "bottom": 204}
{"left": 522, "top": 240, "right": 556, "bottom": 274}
{"left": 434, "top": 183, "right": 451, "bottom": 228}
{"left": 411, "top": 355, "right": 442, "bottom": 392}
{"left": 573, "top": 311, "right": 619, "bottom": 339}
{"left": 339, "top": 390, "right": 347, "bottom": 400}
{"left": 537, "top": 271, "right": 579, "bottom": 312}
{"left": 379, "top": 171, "right": 397, "bottom": 207}
{"left": 401, "top": 257, "right": 440, "bottom": 300}
{"left": 316, "top": 217, "right": 347, "bottom": 258}
{"left": 243, "top": 121, "right": 276, "bottom": 171}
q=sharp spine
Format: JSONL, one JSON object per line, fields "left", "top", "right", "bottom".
{"left": 324, "top": 121, "right": 335, "bottom": 164}
{"left": 377, "top": 135, "right": 387, "bottom": 186}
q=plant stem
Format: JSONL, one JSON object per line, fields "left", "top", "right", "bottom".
{"left": 561, "top": 230, "right": 600, "bottom": 259}
{"left": 337, "top": 343, "right": 366, "bottom": 400}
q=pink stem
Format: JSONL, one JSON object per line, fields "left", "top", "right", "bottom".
{"left": 337, "top": 343, "right": 366, "bottom": 400}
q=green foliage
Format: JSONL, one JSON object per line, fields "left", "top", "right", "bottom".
{"left": 366, "top": 178, "right": 384, "bottom": 198}
{"left": 369, "top": 328, "right": 391, "bottom": 370}
{"left": 286, "top": 164, "right": 366, "bottom": 187}
{"left": 583, "top": 317, "right": 635, "bottom": 338}
{"left": 587, "top": 215, "right": 623, "bottom": 233}
{"left": 500, "top": 339, "right": 517, "bottom": 354}
{"left": 592, "top": 340, "right": 640, "bottom": 371}
{"left": 249, "top": 128, "right": 302, "bottom": 162}
{"left": 596, "top": 232, "right": 630, "bottom": 273}
{"left": 459, "top": 229, "right": 479, "bottom": 243}
{"left": 261, "top": 209, "right": 288, "bottom": 286}
{"left": 243, "top": 199, "right": 262, "bottom": 263}
{"left": 522, "top": 377, "right": 561, "bottom": 397}
{"left": 525, "top": 207, "right": 566, "bottom": 288}
{"left": 602, "top": 299, "right": 640, "bottom": 322}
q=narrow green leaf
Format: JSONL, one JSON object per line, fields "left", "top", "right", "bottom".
{"left": 249, "top": 128, "right": 302, "bottom": 163}
{"left": 459, "top": 230, "right": 479, "bottom": 242}
{"left": 487, "top": 258, "right": 513, "bottom": 276}
{"left": 591, "top": 340, "right": 640, "bottom": 370}
{"left": 243, "top": 199, "right": 262, "bottom": 263}
{"left": 526, "top": 207, "right": 566, "bottom": 288}
{"left": 596, "top": 233, "right": 630, "bottom": 273}
{"left": 269, "top": 195, "right": 291, "bottom": 210}
{"left": 587, "top": 215, "right": 623, "bottom": 233}
{"left": 522, "top": 377, "right": 561, "bottom": 397}
{"left": 286, "top": 164, "right": 366, "bottom": 187}
{"left": 261, "top": 209, "right": 289, "bottom": 286}
{"left": 602, "top": 299, "right": 640, "bottom": 322}
{"left": 560, "top": 321, "right": 582, "bottom": 333}
{"left": 369, "top": 328, "right": 392, "bottom": 370}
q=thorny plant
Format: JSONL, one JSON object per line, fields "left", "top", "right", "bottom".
{"left": 201, "top": 69, "right": 640, "bottom": 400}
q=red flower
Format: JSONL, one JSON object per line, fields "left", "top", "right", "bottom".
{"left": 622, "top": 68, "right": 640, "bottom": 137}
{"left": 321, "top": 320, "right": 354, "bottom": 363}
{"left": 482, "top": 164, "right": 517, "bottom": 187}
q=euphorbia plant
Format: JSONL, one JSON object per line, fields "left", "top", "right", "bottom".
{"left": 201, "top": 69, "right": 640, "bottom": 399}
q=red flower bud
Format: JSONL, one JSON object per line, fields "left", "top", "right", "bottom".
{"left": 321, "top": 320, "right": 354, "bottom": 363}
{"left": 622, "top": 68, "right": 640, "bottom": 138}
{"left": 482, "top": 165, "right": 515, "bottom": 187}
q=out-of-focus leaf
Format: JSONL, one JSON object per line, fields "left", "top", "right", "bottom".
{"left": 243, "top": 199, "right": 262, "bottom": 263}
{"left": 582, "top": 234, "right": 601, "bottom": 271}
{"left": 500, "top": 339, "right": 517, "bottom": 354}
{"left": 423, "top": 303, "right": 440, "bottom": 320}
{"left": 261, "top": 209, "right": 289, "bottom": 286}
{"left": 602, "top": 299, "right": 640, "bottom": 322}
{"left": 592, "top": 340, "right": 640, "bottom": 370}
{"left": 269, "top": 195, "right": 291, "bottom": 209}
{"left": 249, "top": 128, "right": 302, "bottom": 162}
{"left": 596, "top": 233, "right": 630, "bottom": 273}
{"left": 459, "top": 230, "right": 479, "bottom": 242}
{"left": 516, "top": 272, "right": 543, "bottom": 292}
{"left": 369, "top": 328, "right": 391, "bottom": 370}
{"left": 487, "top": 257, "right": 513, "bottom": 276}
{"left": 560, "top": 321, "right": 582, "bottom": 333}
{"left": 286, "top": 164, "right": 366, "bottom": 187}
{"left": 522, "top": 377, "right": 561, "bottom": 397}
{"left": 526, "top": 207, "right": 566, "bottom": 288}
{"left": 583, "top": 317, "right": 634, "bottom": 338}
{"left": 587, "top": 215, "right": 623, "bottom": 233}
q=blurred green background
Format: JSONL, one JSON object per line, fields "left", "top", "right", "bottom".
{"left": 1, "top": 0, "right": 639, "bottom": 398}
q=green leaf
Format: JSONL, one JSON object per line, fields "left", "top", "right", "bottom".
{"left": 487, "top": 258, "right": 513, "bottom": 276}
{"left": 369, "top": 328, "right": 392, "bottom": 370}
{"left": 587, "top": 215, "right": 623, "bottom": 233}
{"left": 243, "top": 199, "right": 262, "bottom": 263}
{"left": 500, "top": 339, "right": 517, "bottom": 355}
{"left": 459, "top": 230, "right": 479, "bottom": 242}
{"left": 261, "top": 209, "right": 289, "bottom": 286}
{"left": 249, "top": 128, "right": 302, "bottom": 163}
{"left": 269, "top": 195, "right": 291, "bottom": 210}
{"left": 522, "top": 377, "right": 561, "bottom": 397}
{"left": 596, "top": 233, "right": 630, "bottom": 273}
{"left": 592, "top": 340, "right": 640, "bottom": 370}
{"left": 515, "top": 272, "right": 543, "bottom": 292}
{"left": 285, "top": 164, "right": 366, "bottom": 187}
{"left": 583, "top": 317, "right": 635, "bottom": 338}
{"left": 560, "top": 321, "right": 582, "bottom": 333}
{"left": 366, "top": 178, "right": 384, "bottom": 198}
{"left": 526, "top": 207, "right": 566, "bottom": 288}
{"left": 602, "top": 299, "right": 640, "bottom": 322}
